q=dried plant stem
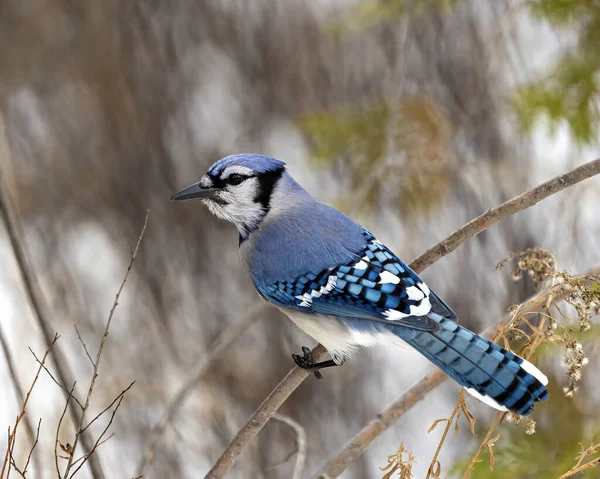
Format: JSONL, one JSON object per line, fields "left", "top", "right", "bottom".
{"left": 61, "top": 210, "right": 149, "bottom": 479}
{"left": 0, "top": 116, "right": 104, "bottom": 479}
{"left": 557, "top": 460, "right": 600, "bottom": 479}
{"left": 426, "top": 390, "right": 465, "bottom": 479}
{"left": 1, "top": 334, "right": 58, "bottom": 479}
{"left": 207, "top": 158, "right": 600, "bottom": 478}
{"left": 461, "top": 411, "right": 502, "bottom": 479}
{"left": 136, "top": 302, "right": 267, "bottom": 477}
{"left": 557, "top": 446, "right": 600, "bottom": 479}
{"left": 0, "top": 325, "right": 41, "bottom": 476}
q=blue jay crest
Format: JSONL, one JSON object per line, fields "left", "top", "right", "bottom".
{"left": 172, "top": 153, "right": 549, "bottom": 416}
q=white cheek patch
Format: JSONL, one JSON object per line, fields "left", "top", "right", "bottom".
{"left": 206, "top": 178, "right": 265, "bottom": 236}
{"left": 296, "top": 275, "right": 337, "bottom": 308}
{"left": 466, "top": 387, "right": 509, "bottom": 412}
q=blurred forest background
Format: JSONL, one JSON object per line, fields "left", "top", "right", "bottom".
{"left": 0, "top": 0, "right": 599, "bottom": 478}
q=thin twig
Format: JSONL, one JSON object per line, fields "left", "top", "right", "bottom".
{"left": 426, "top": 390, "right": 465, "bottom": 479}
{"left": 0, "top": 325, "right": 41, "bottom": 476}
{"left": 135, "top": 302, "right": 267, "bottom": 476}
{"left": 28, "top": 348, "right": 84, "bottom": 410}
{"left": 557, "top": 443, "right": 600, "bottom": 479}
{"left": 1, "top": 334, "right": 58, "bottom": 479}
{"left": 271, "top": 414, "right": 306, "bottom": 479}
{"left": 206, "top": 158, "right": 600, "bottom": 479}
{"left": 21, "top": 418, "right": 42, "bottom": 477}
{"left": 55, "top": 383, "right": 77, "bottom": 479}
{"left": 7, "top": 423, "right": 16, "bottom": 479}
{"left": 68, "top": 394, "right": 126, "bottom": 479}
{"left": 0, "top": 115, "right": 104, "bottom": 479}
{"left": 462, "top": 411, "right": 502, "bottom": 478}
{"left": 61, "top": 211, "right": 148, "bottom": 479}
{"left": 73, "top": 325, "right": 95, "bottom": 368}
{"left": 81, "top": 382, "right": 135, "bottom": 434}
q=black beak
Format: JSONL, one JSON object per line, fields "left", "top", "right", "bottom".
{"left": 170, "top": 183, "right": 219, "bottom": 201}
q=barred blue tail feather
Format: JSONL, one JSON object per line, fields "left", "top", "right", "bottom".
{"left": 395, "top": 315, "right": 549, "bottom": 416}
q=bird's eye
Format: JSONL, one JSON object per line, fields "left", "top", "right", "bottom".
{"left": 227, "top": 174, "right": 244, "bottom": 186}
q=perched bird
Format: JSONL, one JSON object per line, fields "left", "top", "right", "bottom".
{"left": 172, "top": 153, "right": 549, "bottom": 416}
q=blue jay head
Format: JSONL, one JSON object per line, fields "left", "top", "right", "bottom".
{"left": 171, "top": 154, "right": 286, "bottom": 238}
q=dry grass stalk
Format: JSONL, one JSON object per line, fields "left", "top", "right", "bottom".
{"left": 557, "top": 443, "right": 600, "bottom": 478}
{"left": 461, "top": 412, "right": 502, "bottom": 479}
{"left": 1, "top": 334, "right": 59, "bottom": 478}
{"left": 425, "top": 390, "right": 475, "bottom": 479}
{"left": 380, "top": 443, "right": 416, "bottom": 479}
{"left": 0, "top": 325, "right": 41, "bottom": 476}
{"left": 58, "top": 210, "right": 149, "bottom": 478}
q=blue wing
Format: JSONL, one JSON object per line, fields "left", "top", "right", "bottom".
{"left": 257, "top": 229, "right": 456, "bottom": 332}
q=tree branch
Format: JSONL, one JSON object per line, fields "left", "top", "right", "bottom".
{"left": 135, "top": 302, "right": 267, "bottom": 477}
{"left": 205, "top": 158, "right": 600, "bottom": 478}
{"left": 0, "top": 114, "right": 105, "bottom": 479}
{"left": 410, "top": 158, "right": 600, "bottom": 273}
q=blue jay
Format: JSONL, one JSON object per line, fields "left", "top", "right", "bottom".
{"left": 172, "top": 154, "right": 549, "bottom": 416}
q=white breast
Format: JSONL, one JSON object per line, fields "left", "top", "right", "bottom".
{"left": 280, "top": 308, "right": 408, "bottom": 361}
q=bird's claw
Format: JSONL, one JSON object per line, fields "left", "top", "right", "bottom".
{"left": 292, "top": 346, "right": 323, "bottom": 379}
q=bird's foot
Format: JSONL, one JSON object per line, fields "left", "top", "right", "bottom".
{"left": 293, "top": 346, "right": 323, "bottom": 379}
{"left": 292, "top": 346, "right": 344, "bottom": 379}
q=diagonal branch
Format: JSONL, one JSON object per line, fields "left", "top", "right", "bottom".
{"left": 204, "top": 158, "right": 600, "bottom": 479}
{"left": 135, "top": 302, "right": 267, "bottom": 477}
{"left": 0, "top": 113, "right": 105, "bottom": 479}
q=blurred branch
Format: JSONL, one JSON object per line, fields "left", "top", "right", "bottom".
{"left": 205, "top": 158, "right": 600, "bottom": 479}
{"left": 135, "top": 301, "right": 267, "bottom": 476}
{"left": 0, "top": 114, "right": 105, "bottom": 479}
{"left": 271, "top": 414, "right": 306, "bottom": 479}
{"left": 61, "top": 210, "right": 148, "bottom": 479}
{"left": 0, "top": 325, "right": 41, "bottom": 475}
